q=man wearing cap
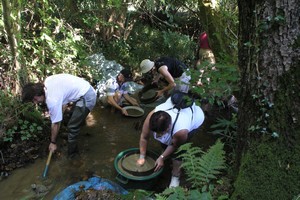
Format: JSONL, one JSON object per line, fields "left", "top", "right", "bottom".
{"left": 22, "top": 74, "right": 97, "bottom": 157}
{"left": 140, "top": 57, "right": 190, "bottom": 97}
{"left": 101, "top": 69, "right": 139, "bottom": 115}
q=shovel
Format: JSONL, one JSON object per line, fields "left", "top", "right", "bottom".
{"left": 42, "top": 151, "right": 53, "bottom": 178}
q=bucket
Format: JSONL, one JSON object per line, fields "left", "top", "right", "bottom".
{"left": 114, "top": 148, "right": 163, "bottom": 190}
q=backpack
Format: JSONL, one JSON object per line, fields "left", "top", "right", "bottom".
{"left": 167, "top": 91, "right": 194, "bottom": 137}
{"left": 171, "top": 91, "right": 194, "bottom": 110}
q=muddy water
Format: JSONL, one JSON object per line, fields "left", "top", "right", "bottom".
{"left": 0, "top": 103, "right": 215, "bottom": 199}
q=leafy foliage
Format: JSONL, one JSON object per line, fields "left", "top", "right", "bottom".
{"left": 155, "top": 187, "right": 211, "bottom": 200}
{"left": 4, "top": 119, "right": 43, "bottom": 142}
{"left": 178, "top": 140, "right": 226, "bottom": 189}
{"left": 210, "top": 113, "right": 237, "bottom": 157}
{"left": 0, "top": 90, "right": 44, "bottom": 143}
{"left": 210, "top": 114, "right": 237, "bottom": 137}
{"left": 2, "top": 0, "right": 94, "bottom": 84}
{"left": 0, "top": 1, "right": 239, "bottom": 197}
{"left": 190, "top": 62, "right": 239, "bottom": 105}
{"left": 1, "top": 0, "right": 103, "bottom": 93}
{"left": 155, "top": 140, "right": 227, "bottom": 199}
{"left": 102, "top": 23, "right": 196, "bottom": 70}
{"left": 121, "top": 189, "right": 154, "bottom": 200}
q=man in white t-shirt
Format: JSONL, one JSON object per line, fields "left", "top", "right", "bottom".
{"left": 137, "top": 96, "right": 205, "bottom": 188}
{"left": 22, "top": 74, "right": 96, "bottom": 157}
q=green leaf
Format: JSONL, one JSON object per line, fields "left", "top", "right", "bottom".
{"left": 178, "top": 140, "right": 226, "bottom": 188}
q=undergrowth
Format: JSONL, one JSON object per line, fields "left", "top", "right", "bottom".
{"left": 0, "top": 90, "right": 44, "bottom": 144}
{"left": 155, "top": 140, "right": 228, "bottom": 200}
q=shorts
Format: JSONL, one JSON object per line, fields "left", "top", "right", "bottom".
{"left": 160, "top": 128, "right": 198, "bottom": 160}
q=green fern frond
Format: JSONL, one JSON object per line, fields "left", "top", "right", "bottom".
{"left": 178, "top": 143, "right": 204, "bottom": 155}
{"left": 178, "top": 140, "right": 226, "bottom": 189}
{"left": 155, "top": 187, "right": 186, "bottom": 200}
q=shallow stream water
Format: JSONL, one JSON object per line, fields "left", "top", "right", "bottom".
{"left": 0, "top": 102, "right": 216, "bottom": 199}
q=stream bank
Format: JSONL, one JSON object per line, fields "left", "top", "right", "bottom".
{"left": 0, "top": 99, "right": 222, "bottom": 199}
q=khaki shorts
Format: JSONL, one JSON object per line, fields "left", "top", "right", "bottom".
{"left": 199, "top": 48, "right": 216, "bottom": 64}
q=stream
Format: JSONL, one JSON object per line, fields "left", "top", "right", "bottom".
{"left": 0, "top": 102, "right": 216, "bottom": 199}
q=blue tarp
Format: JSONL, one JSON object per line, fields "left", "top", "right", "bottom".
{"left": 54, "top": 176, "right": 128, "bottom": 200}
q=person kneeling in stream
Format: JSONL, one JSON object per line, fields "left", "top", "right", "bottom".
{"left": 22, "top": 74, "right": 97, "bottom": 158}
{"left": 99, "top": 69, "right": 139, "bottom": 116}
{"left": 139, "top": 57, "right": 191, "bottom": 98}
{"left": 136, "top": 96, "right": 205, "bottom": 188}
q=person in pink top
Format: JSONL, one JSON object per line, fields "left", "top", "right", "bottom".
{"left": 199, "top": 32, "right": 211, "bottom": 49}
{"left": 195, "top": 32, "right": 216, "bottom": 66}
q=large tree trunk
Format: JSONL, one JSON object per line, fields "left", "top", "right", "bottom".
{"left": 233, "top": 0, "right": 300, "bottom": 198}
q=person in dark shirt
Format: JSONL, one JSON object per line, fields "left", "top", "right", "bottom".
{"left": 140, "top": 57, "right": 190, "bottom": 97}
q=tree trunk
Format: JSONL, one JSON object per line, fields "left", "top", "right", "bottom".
{"left": 195, "top": 0, "right": 238, "bottom": 64}
{"left": 98, "top": 2, "right": 128, "bottom": 42}
{"left": 233, "top": 0, "right": 300, "bottom": 198}
{"left": 2, "top": 0, "right": 27, "bottom": 94}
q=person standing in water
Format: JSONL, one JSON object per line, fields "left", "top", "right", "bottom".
{"left": 22, "top": 73, "right": 97, "bottom": 157}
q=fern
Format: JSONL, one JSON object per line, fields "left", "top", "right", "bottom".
{"left": 155, "top": 187, "right": 212, "bottom": 200}
{"left": 178, "top": 140, "right": 226, "bottom": 189}
{"left": 155, "top": 187, "right": 186, "bottom": 200}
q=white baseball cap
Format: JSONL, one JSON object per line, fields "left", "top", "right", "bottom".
{"left": 140, "top": 59, "right": 154, "bottom": 73}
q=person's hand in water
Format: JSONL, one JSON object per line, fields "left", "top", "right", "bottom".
{"left": 121, "top": 108, "right": 128, "bottom": 116}
{"left": 156, "top": 90, "right": 164, "bottom": 97}
{"left": 136, "top": 154, "right": 145, "bottom": 166}
{"left": 154, "top": 156, "right": 164, "bottom": 171}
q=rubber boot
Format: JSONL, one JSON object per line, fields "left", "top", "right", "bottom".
{"left": 169, "top": 176, "right": 180, "bottom": 188}
{"left": 68, "top": 142, "right": 79, "bottom": 159}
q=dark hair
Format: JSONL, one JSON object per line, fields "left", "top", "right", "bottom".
{"left": 22, "top": 82, "right": 45, "bottom": 102}
{"left": 120, "top": 69, "right": 132, "bottom": 80}
{"left": 149, "top": 111, "right": 171, "bottom": 132}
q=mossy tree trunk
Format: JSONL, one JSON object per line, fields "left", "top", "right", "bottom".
{"left": 233, "top": 0, "right": 300, "bottom": 198}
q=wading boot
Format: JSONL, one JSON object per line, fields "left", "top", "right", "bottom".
{"left": 169, "top": 176, "right": 180, "bottom": 188}
{"left": 68, "top": 142, "right": 79, "bottom": 159}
